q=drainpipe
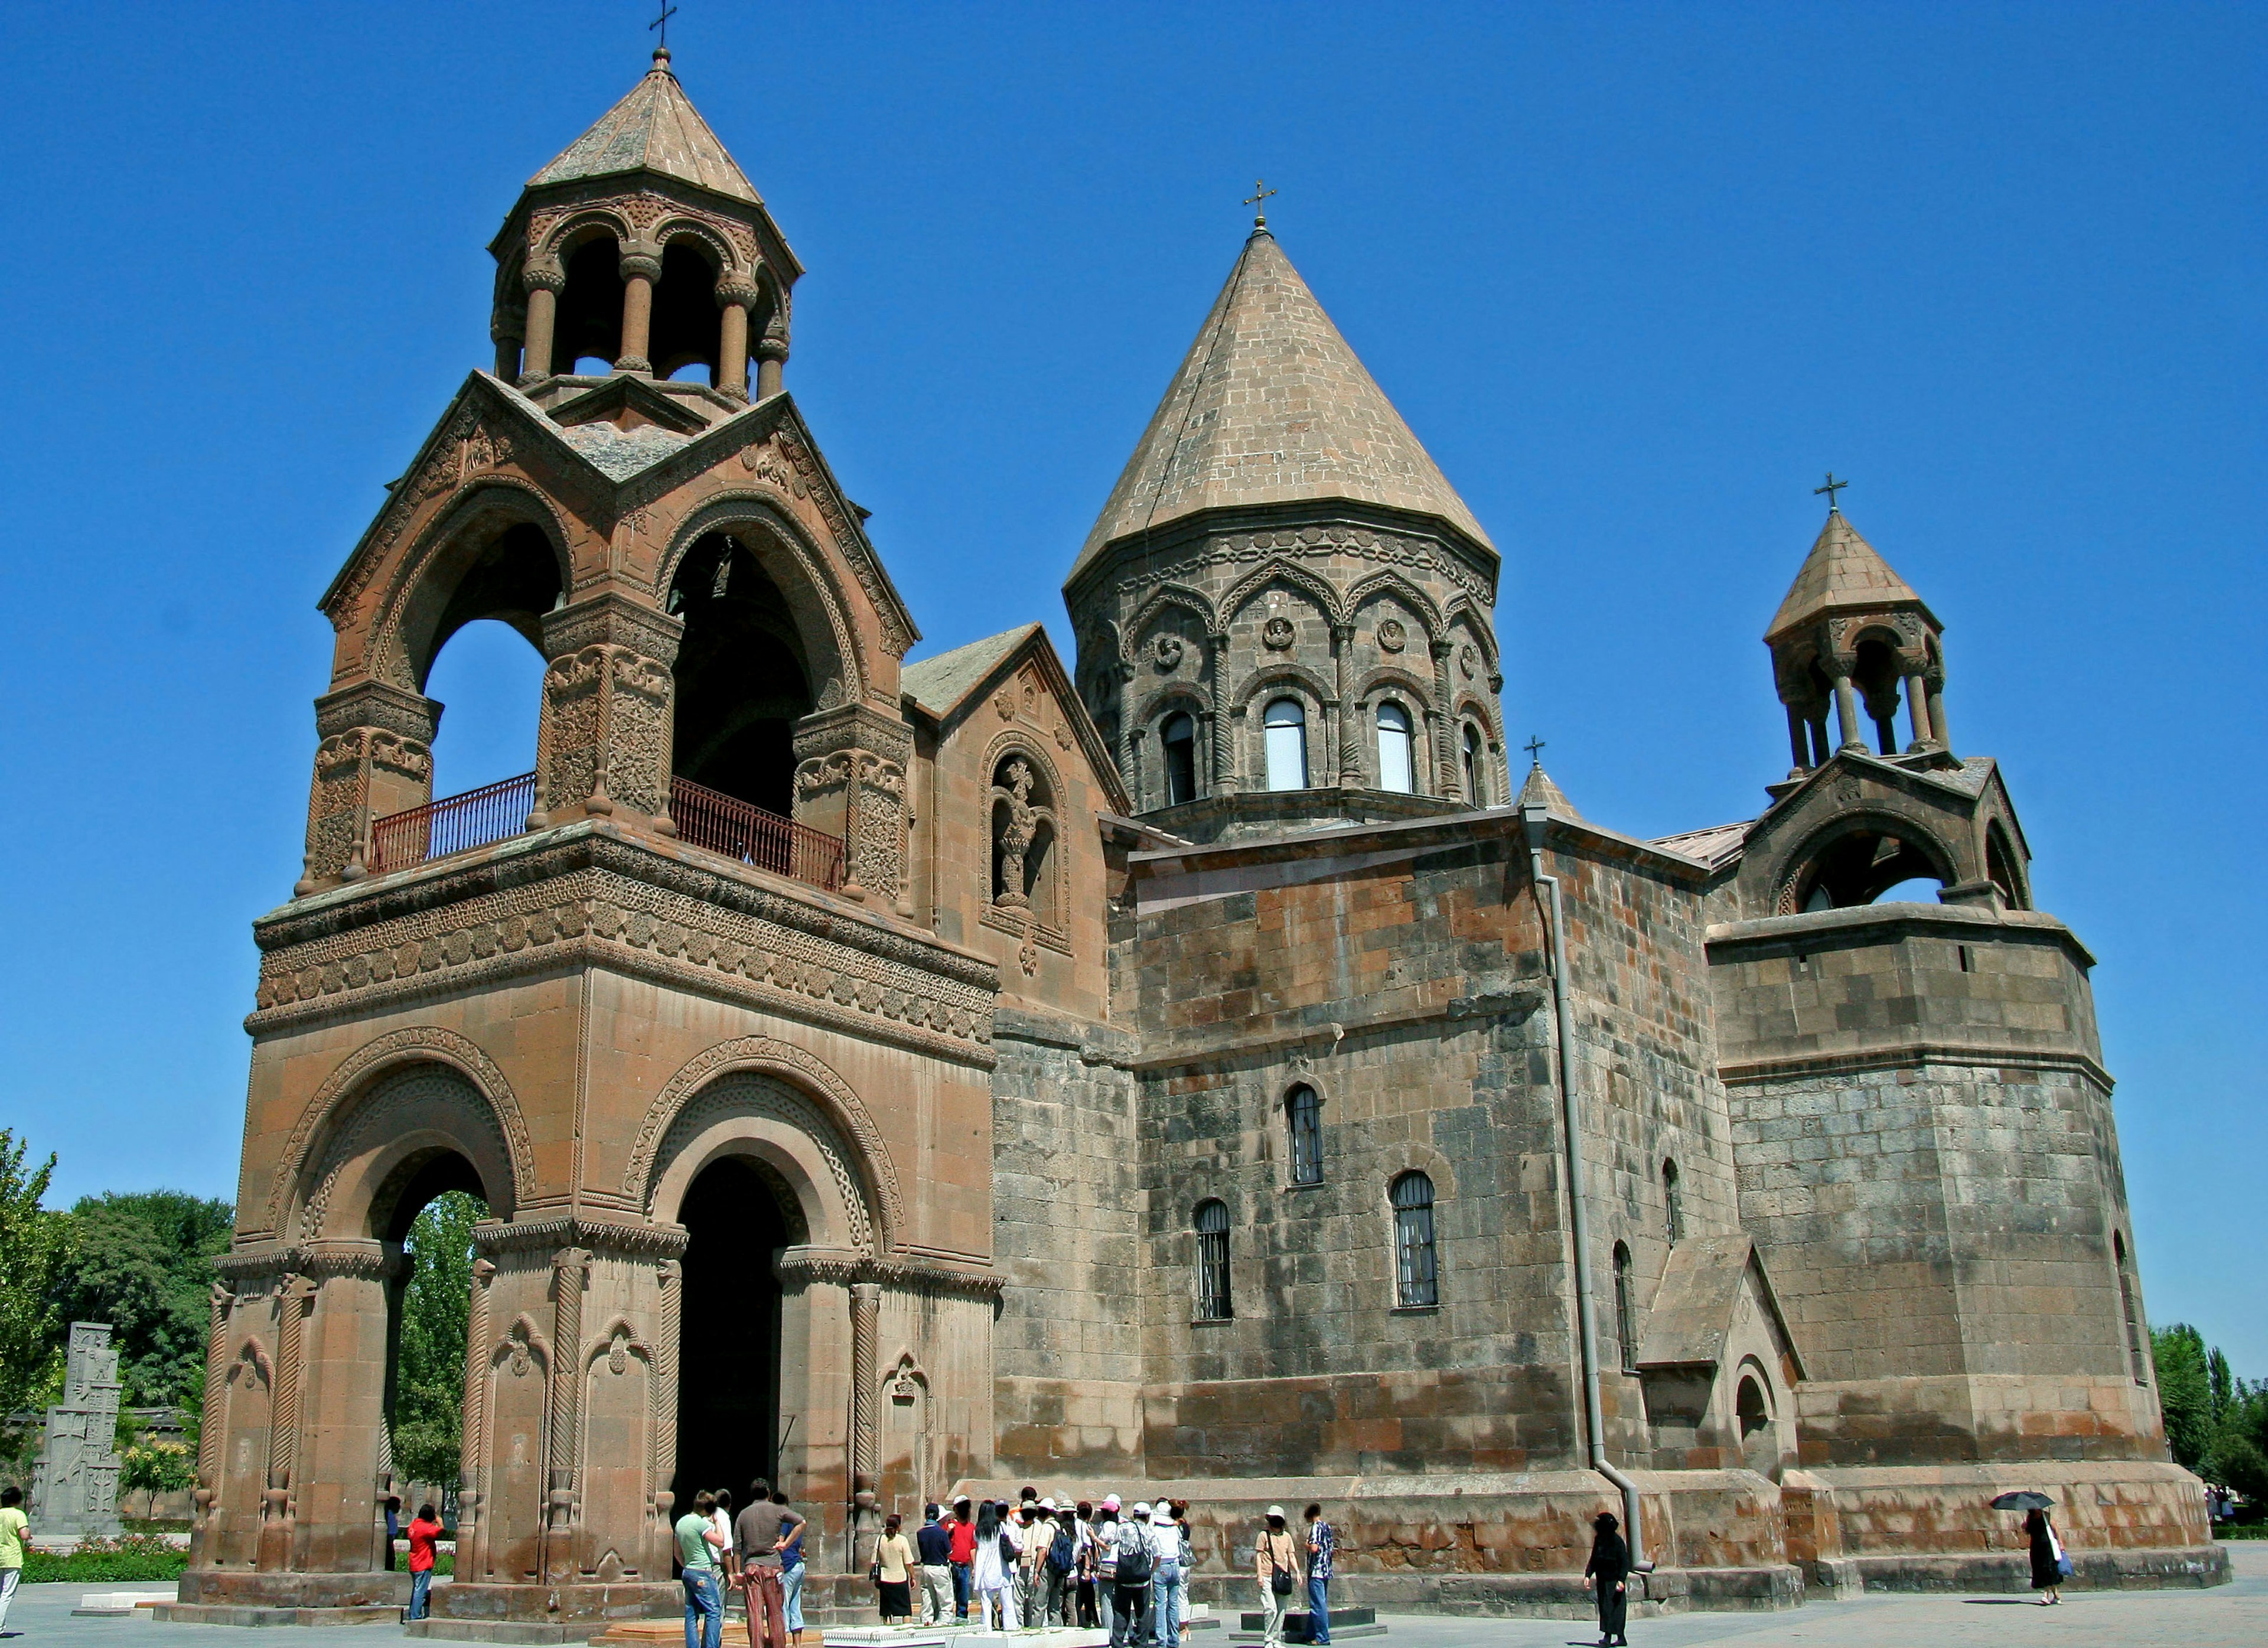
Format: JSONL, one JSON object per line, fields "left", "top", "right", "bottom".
{"left": 1521, "top": 800, "right": 1651, "bottom": 1573}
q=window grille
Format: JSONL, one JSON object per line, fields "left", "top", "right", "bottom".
{"left": 1663, "top": 1160, "right": 1683, "bottom": 1245}
{"left": 1614, "top": 1242, "right": 1637, "bottom": 1373}
{"left": 1390, "top": 1172, "right": 1438, "bottom": 1307}
{"left": 1286, "top": 1086, "right": 1323, "bottom": 1186}
{"left": 1194, "top": 1199, "right": 1233, "bottom": 1320}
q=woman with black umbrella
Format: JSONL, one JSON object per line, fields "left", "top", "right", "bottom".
{"left": 2025, "top": 1506, "right": 2065, "bottom": 1605}
{"left": 1583, "top": 1511, "right": 1630, "bottom": 1647}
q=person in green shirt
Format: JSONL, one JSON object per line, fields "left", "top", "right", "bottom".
{"left": 0, "top": 1484, "right": 29, "bottom": 1634}
{"left": 676, "top": 1489, "right": 726, "bottom": 1648}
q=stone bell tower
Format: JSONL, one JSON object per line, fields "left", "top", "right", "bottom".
{"left": 181, "top": 48, "right": 1003, "bottom": 1632}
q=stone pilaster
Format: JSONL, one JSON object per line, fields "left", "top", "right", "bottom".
{"left": 537, "top": 594, "right": 683, "bottom": 826}
{"left": 651, "top": 1258, "right": 681, "bottom": 1577}
{"left": 258, "top": 1275, "right": 312, "bottom": 1571}
{"left": 299, "top": 683, "right": 440, "bottom": 890}
{"left": 456, "top": 1256, "right": 496, "bottom": 1579}
{"left": 192, "top": 1285, "right": 230, "bottom": 1558}
{"left": 792, "top": 703, "right": 912, "bottom": 906}
{"left": 848, "top": 1281, "right": 881, "bottom": 1569}
{"left": 544, "top": 1248, "right": 590, "bottom": 1583}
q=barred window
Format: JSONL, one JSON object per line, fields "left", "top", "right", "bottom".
{"left": 1194, "top": 1199, "right": 1232, "bottom": 1321}
{"left": 1614, "top": 1241, "right": 1637, "bottom": 1373}
{"left": 1663, "top": 1159, "right": 1683, "bottom": 1245}
{"left": 1286, "top": 1085, "right": 1324, "bottom": 1186}
{"left": 1390, "top": 1172, "right": 1438, "bottom": 1307}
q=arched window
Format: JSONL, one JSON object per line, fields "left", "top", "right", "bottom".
{"left": 1663, "top": 1160, "right": 1683, "bottom": 1245}
{"left": 2115, "top": 1231, "right": 2147, "bottom": 1386}
{"left": 1194, "top": 1200, "right": 1232, "bottom": 1321}
{"left": 1461, "top": 724, "right": 1486, "bottom": 806}
{"left": 1161, "top": 712, "right": 1198, "bottom": 807}
{"left": 555, "top": 234, "right": 625, "bottom": 375}
{"left": 649, "top": 239, "right": 724, "bottom": 385}
{"left": 1390, "top": 1172, "right": 1438, "bottom": 1307}
{"left": 1613, "top": 1241, "right": 1637, "bottom": 1373}
{"left": 1286, "top": 1086, "right": 1323, "bottom": 1186}
{"left": 1263, "top": 698, "right": 1308, "bottom": 791}
{"left": 668, "top": 532, "right": 813, "bottom": 819}
{"left": 1376, "top": 702, "right": 1415, "bottom": 793}
{"left": 1736, "top": 1374, "right": 1770, "bottom": 1440}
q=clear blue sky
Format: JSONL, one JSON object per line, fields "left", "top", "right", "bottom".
{"left": 2, "top": 4, "right": 2261, "bottom": 1368}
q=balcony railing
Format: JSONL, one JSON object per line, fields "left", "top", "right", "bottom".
{"left": 669, "top": 776, "right": 845, "bottom": 891}
{"left": 362, "top": 771, "right": 845, "bottom": 893}
{"left": 367, "top": 771, "right": 537, "bottom": 875}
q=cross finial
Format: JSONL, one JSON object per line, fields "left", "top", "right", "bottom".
{"left": 1523, "top": 735, "right": 1546, "bottom": 766}
{"left": 1814, "top": 471, "right": 1849, "bottom": 513}
{"left": 1244, "top": 179, "right": 1278, "bottom": 229}
{"left": 650, "top": 1, "right": 679, "bottom": 53}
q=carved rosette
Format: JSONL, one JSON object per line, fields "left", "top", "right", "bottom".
{"left": 300, "top": 683, "right": 441, "bottom": 888}
{"left": 792, "top": 705, "right": 912, "bottom": 903}
{"left": 537, "top": 595, "right": 682, "bottom": 823}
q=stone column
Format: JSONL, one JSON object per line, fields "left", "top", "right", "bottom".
{"left": 536, "top": 594, "right": 683, "bottom": 829}
{"left": 298, "top": 682, "right": 441, "bottom": 891}
{"left": 258, "top": 1276, "right": 312, "bottom": 1571}
{"left": 1830, "top": 669, "right": 1865, "bottom": 753}
{"left": 1807, "top": 711, "right": 1832, "bottom": 767}
{"left": 1926, "top": 669, "right": 1951, "bottom": 754}
{"left": 1784, "top": 703, "right": 1812, "bottom": 771}
{"left": 651, "top": 1259, "right": 682, "bottom": 1578}
{"left": 286, "top": 1242, "right": 403, "bottom": 1577}
{"left": 616, "top": 253, "right": 662, "bottom": 376}
{"left": 1332, "top": 624, "right": 1360, "bottom": 785}
{"left": 1205, "top": 636, "right": 1237, "bottom": 796}
{"left": 455, "top": 1257, "right": 496, "bottom": 1581}
{"left": 1428, "top": 640, "right": 1457, "bottom": 796}
{"left": 791, "top": 704, "right": 913, "bottom": 905}
{"left": 1904, "top": 670, "right": 1934, "bottom": 748}
{"left": 543, "top": 1249, "right": 590, "bottom": 1583}
{"left": 492, "top": 305, "right": 526, "bottom": 380}
{"left": 519, "top": 263, "right": 564, "bottom": 386}
{"left": 191, "top": 1284, "right": 230, "bottom": 1559}
{"left": 715, "top": 275, "right": 757, "bottom": 400}
{"left": 848, "top": 1282, "right": 881, "bottom": 1572}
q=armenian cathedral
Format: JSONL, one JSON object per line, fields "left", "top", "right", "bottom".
{"left": 177, "top": 47, "right": 2223, "bottom": 1633}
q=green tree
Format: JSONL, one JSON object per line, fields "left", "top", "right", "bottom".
{"left": 0, "top": 1131, "right": 72, "bottom": 1464}
{"left": 391, "top": 1191, "right": 484, "bottom": 1488}
{"left": 2152, "top": 1323, "right": 2214, "bottom": 1470}
{"left": 56, "top": 1191, "right": 234, "bottom": 1411}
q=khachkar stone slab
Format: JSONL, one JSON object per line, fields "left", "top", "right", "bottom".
{"left": 31, "top": 1321, "right": 125, "bottom": 1538}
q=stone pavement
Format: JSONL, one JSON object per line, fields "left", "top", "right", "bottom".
{"left": 4, "top": 1546, "right": 2264, "bottom": 1648}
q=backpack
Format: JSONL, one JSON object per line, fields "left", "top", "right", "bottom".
{"left": 1049, "top": 1526, "right": 1077, "bottom": 1574}
{"left": 1116, "top": 1525, "right": 1153, "bottom": 1585}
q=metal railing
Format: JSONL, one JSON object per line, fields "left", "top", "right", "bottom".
{"left": 669, "top": 776, "right": 845, "bottom": 891}
{"left": 367, "top": 771, "right": 537, "bottom": 875}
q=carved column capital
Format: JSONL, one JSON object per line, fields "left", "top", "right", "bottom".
{"left": 522, "top": 260, "right": 567, "bottom": 297}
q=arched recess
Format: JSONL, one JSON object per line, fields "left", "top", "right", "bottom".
{"left": 373, "top": 483, "right": 572, "bottom": 695}
{"left": 549, "top": 219, "right": 630, "bottom": 373}
{"left": 648, "top": 230, "right": 726, "bottom": 384}
{"left": 271, "top": 1027, "right": 530, "bottom": 1240}
{"left": 1348, "top": 569, "right": 1445, "bottom": 637}
{"left": 1125, "top": 582, "right": 1221, "bottom": 649}
{"left": 630, "top": 1038, "right": 902, "bottom": 1255}
{"left": 1221, "top": 559, "right": 1346, "bottom": 634}
{"left": 292, "top": 1063, "right": 519, "bottom": 1246}
{"left": 983, "top": 737, "right": 1065, "bottom": 935}
{"left": 1775, "top": 810, "right": 1959, "bottom": 913}
{"left": 1984, "top": 819, "right": 2029, "bottom": 910}
{"left": 659, "top": 496, "right": 864, "bottom": 712}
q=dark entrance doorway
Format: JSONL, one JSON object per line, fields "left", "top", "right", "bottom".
{"left": 673, "top": 1157, "right": 797, "bottom": 1515}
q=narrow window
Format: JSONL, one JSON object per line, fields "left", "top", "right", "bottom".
{"left": 1614, "top": 1241, "right": 1637, "bottom": 1373}
{"left": 1263, "top": 698, "right": 1308, "bottom": 791}
{"left": 1161, "top": 712, "right": 1198, "bottom": 807}
{"left": 1957, "top": 944, "right": 1972, "bottom": 973}
{"left": 1376, "top": 702, "right": 1415, "bottom": 793}
{"left": 1194, "top": 1199, "right": 1232, "bottom": 1320}
{"left": 1461, "top": 724, "right": 1486, "bottom": 805}
{"left": 1663, "top": 1159, "right": 1683, "bottom": 1245}
{"left": 2115, "top": 1232, "right": 2147, "bottom": 1386}
{"left": 1391, "top": 1172, "right": 1439, "bottom": 1307}
{"left": 1286, "top": 1085, "right": 1323, "bottom": 1186}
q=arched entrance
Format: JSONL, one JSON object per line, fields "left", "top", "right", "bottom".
{"left": 672, "top": 1157, "right": 803, "bottom": 1513}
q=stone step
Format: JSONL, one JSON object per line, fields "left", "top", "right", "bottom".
{"left": 72, "top": 1591, "right": 177, "bottom": 1617}
{"left": 1230, "top": 1608, "right": 1383, "bottom": 1644}
{"left": 154, "top": 1603, "right": 405, "bottom": 1627}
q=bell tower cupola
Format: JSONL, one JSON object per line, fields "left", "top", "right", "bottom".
{"left": 1765, "top": 486, "right": 1951, "bottom": 778}
{"left": 487, "top": 45, "right": 802, "bottom": 400}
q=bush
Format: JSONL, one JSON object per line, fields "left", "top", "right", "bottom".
{"left": 23, "top": 1533, "right": 190, "bottom": 1583}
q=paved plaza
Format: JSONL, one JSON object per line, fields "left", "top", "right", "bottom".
{"left": 6, "top": 1545, "right": 2265, "bottom": 1648}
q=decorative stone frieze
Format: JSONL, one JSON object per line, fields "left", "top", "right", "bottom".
{"left": 299, "top": 685, "right": 442, "bottom": 888}
{"left": 792, "top": 702, "right": 913, "bottom": 905}
{"left": 536, "top": 594, "right": 683, "bottom": 823}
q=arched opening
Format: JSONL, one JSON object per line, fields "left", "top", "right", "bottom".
{"left": 555, "top": 235, "right": 625, "bottom": 376}
{"left": 1852, "top": 635, "right": 1906, "bottom": 755}
{"left": 1263, "top": 697, "right": 1308, "bottom": 792}
{"left": 1193, "top": 1199, "right": 1232, "bottom": 1321}
{"left": 1376, "top": 702, "right": 1415, "bottom": 794}
{"left": 410, "top": 521, "right": 563, "bottom": 692}
{"left": 990, "top": 754, "right": 1058, "bottom": 929}
{"left": 1736, "top": 1374, "right": 1771, "bottom": 1442}
{"left": 387, "top": 1185, "right": 489, "bottom": 1520}
{"left": 424, "top": 620, "right": 548, "bottom": 802}
{"left": 1662, "top": 1160, "right": 1683, "bottom": 1245}
{"left": 1613, "top": 1241, "right": 1637, "bottom": 1373}
{"left": 673, "top": 1157, "right": 801, "bottom": 1515}
{"left": 669, "top": 532, "right": 814, "bottom": 818}
{"left": 1161, "top": 711, "right": 1198, "bottom": 807}
{"left": 650, "top": 240, "right": 723, "bottom": 386}
{"left": 1986, "top": 825, "right": 2025, "bottom": 909}
{"left": 1286, "top": 1085, "right": 1323, "bottom": 1187}
{"left": 1795, "top": 823, "right": 1950, "bottom": 911}
{"left": 1461, "top": 724, "right": 1487, "bottom": 806}
{"left": 1391, "top": 1172, "right": 1439, "bottom": 1307}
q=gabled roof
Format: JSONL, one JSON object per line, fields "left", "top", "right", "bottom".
{"left": 1636, "top": 1233, "right": 1804, "bottom": 1379}
{"left": 901, "top": 624, "right": 1130, "bottom": 816}
{"left": 1650, "top": 819, "right": 1751, "bottom": 871}
{"left": 1765, "top": 510, "right": 1936, "bottom": 643}
{"left": 529, "top": 49, "right": 761, "bottom": 206}
{"left": 901, "top": 626, "right": 1042, "bottom": 719}
{"left": 1072, "top": 229, "right": 1493, "bottom": 578}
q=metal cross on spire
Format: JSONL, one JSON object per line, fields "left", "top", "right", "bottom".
{"left": 1244, "top": 179, "right": 1278, "bottom": 229}
{"left": 1814, "top": 472, "right": 1849, "bottom": 513}
{"left": 650, "top": 1, "right": 679, "bottom": 51}
{"left": 1524, "top": 735, "right": 1547, "bottom": 766}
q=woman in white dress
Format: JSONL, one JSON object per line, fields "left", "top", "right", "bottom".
{"left": 973, "top": 1499, "right": 1017, "bottom": 1630}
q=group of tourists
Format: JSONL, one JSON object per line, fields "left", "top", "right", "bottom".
{"left": 674, "top": 1481, "right": 811, "bottom": 1648}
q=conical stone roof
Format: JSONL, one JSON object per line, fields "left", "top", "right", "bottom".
{"left": 1516, "top": 761, "right": 1582, "bottom": 820}
{"left": 1073, "top": 230, "right": 1492, "bottom": 578}
{"left": 529, "top": 48, "right": 761, "bottom": 205}
{"left": 1765, "top": 511, "right": 1934, "bottom": 643}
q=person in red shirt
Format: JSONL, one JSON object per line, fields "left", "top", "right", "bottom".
{"left": 406, "top": 1503, "right": 444, "bottom": 1621}
{"left": 947, "top": 1497, "right": 977, "bottom": 1621}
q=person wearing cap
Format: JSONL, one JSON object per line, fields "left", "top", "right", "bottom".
{"left": 1253, "top": 1507, "right": 1301, "bottom": 1648}
{"left": 1035, "top": 1499, "right": 1075, "bottom": 1627}
{"left": 1147, "top": 1500, "right": 1186, "bottom": 1648}
{"left": 1109, "top": 1500, "right": 1159, "bottom": 1648}
{"left": 1012, "top": 1499, "right": 1046, "bottom": 1630}
{"left": 916, "top": 1503, "right": 954, "bottom": 1627}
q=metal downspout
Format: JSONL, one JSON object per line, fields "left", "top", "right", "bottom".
{"left": 1522, "top": 800, "right": 1651, "bottom": 1572}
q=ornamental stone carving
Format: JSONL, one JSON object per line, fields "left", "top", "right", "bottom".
{"left": 1377, "top": 618, "right": 1406, "bottom": 653}
{"left": 1151, "top": 634, "right": 1184, "bottom": 671}
{"left": 791, "top": 704, "right": 911, "bottom": 905}
{"left": 1262, "top": 615, "right": 1295, "bottom": 650}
